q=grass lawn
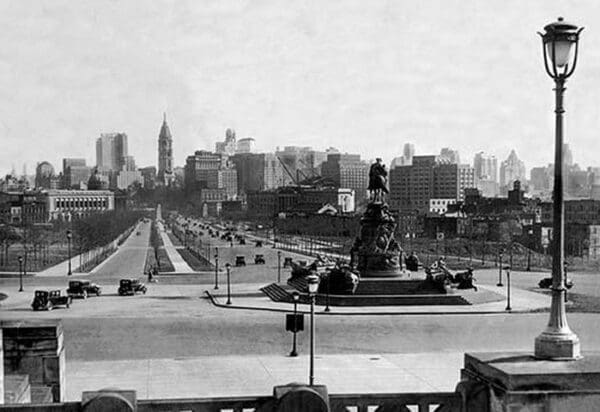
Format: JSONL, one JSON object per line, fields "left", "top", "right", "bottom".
{"left": 528, "top": 289, "right": 600, "bottom": 313}
{"left": 176, "top": 248, "right": 212, "bottom": 271}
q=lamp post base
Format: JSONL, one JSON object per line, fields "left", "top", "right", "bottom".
{"left": 535, "top": 332, "right": 581, "bottom": 360}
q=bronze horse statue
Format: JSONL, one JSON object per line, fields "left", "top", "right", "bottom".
{"left": 368, "top": 158, "right": 389, "bottom": 202}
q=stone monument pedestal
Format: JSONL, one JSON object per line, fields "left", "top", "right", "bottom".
{"left": 354, "top": 202, "right": 404, "bottom": 278}
{"left": 457, "top": 352, "right": 600, "bottom": 411}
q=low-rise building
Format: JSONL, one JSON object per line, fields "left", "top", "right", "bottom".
{"left": 0, "top": 191, "right": 47, "bottom": 224}
{"left": 45, "top": 190, "right": 114, "bottom": 221}
{"left": 429, "top": 198, "right": 456, "bottom": 214}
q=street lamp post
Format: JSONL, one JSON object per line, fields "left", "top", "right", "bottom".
{"left": 18, "top": 255, "right": 23, "bottom": 292}
{"left": 535, "top": 17, "right": 583, "bottom": 360}
{"left": 505, "top": 266, "right": 512, "bottom": 311}
{"left": 497, "top": 251, "right": 504, "bottom": 287}
{"left": 214, "top": 248, "right": 219, "bottom": 290}
{"left": 290, "top": 292, "right": 300, "bottom": 357}
{"left": 277, "top": 250, "right": 282, "bottom": 283}
{"left": 324, "top": 272, "right": 331, "bottom": 312}
{"left": 226, "top": 263, "right": 232, "bottom": 305}
{"left": 307, "top": 274, "right": 320, "bottom": 386}
{"left": 527, "top": 229, "right": 534, "bottom": 271}
{"left": 66, "top": 230, "right": 72, "bottom": 276}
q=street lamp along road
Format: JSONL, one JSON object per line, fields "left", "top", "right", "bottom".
{"left": 18, "top": 255, "right": 23, "bottom": 292}
{"left": 289, "top": 291, "right": 300, "bottom": 357}
{"left": 307, "top": 274, "right": 320, "bottom": 386}
{"left": 225, "top": 263, "right": 232, "bottom": 305}
{"left": 214, "top": 248, "right": 219, "bottom": 290}
{"left": 66, "top": 230, "right": 72, "bottom": 276}
{"left": 534, "top": 17, "right": 583, "bottom": 360}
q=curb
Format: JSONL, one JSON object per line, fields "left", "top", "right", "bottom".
{"left": 203, "top": 290, "right": 523, "bottom": 316}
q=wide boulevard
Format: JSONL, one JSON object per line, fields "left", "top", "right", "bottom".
{"left": 2, "top": 217, "right": 600, "bottom": 398}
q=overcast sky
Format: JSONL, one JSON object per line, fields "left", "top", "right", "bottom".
{"left": 1, "top": 0, "right": 600, "bottom": 176}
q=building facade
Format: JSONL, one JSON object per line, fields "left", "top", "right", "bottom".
{"left": 96, "top": 133, "right": 128, "bottom": 172}
{"left": 230, "top": 153, "right": 286, "bottom": 194}
{"left": 320, "top": 153, "right": 369, "bottom": 201}
{"left": 0, "top": 191, "right": 47, "bottom": 224}
{"left": 139, "top": 167, "right": 157, "bottom": 189}
{"left": 35, "top": 162, "right": 56, "bottom": 189}
{"left": 236, "top": 138, "right": 255, "bottom": 154}
{"left": 390, "top": 155, "right": 474, "bottom": 214}
{"left": 184, "top": 151, "right": 237, "bottom": 199}
{"left": 157, "top": 114, "right": 174, "bottom": 186}
{"left": 499, "top": 150, "right": 526, "bottom": 193}
{"left": 275, "top": 146, "right": 328, "bottom": 182}
{"left": 45, "top": 190, "right": 114, "bottom": 221}
{"left": 215, "top": 128, "right": 237, "bottom": 157}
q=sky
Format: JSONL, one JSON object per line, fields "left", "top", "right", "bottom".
{"left": 1, "top": 0, "right": 600, "bottom": 176}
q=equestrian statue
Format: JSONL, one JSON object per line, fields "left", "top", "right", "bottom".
{"left": 368, "top": 158, "right": 389, "bottom": 203}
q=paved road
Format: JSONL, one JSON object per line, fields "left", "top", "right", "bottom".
{"left": 2, "top": 214, "right": 600, "bottom": 375}
{"left": 88, "top": 220, "right": 151, "bottom": 282}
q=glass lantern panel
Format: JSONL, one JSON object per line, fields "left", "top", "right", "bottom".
{"left": 546, "top": 40, "right": 575, "bottom": 68}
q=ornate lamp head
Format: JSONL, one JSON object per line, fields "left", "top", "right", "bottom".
{"left": 539, "top": 17, "right": 583, "bottom": 79}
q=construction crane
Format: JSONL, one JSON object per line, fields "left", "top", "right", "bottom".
{"left": 276, "top": 156, "right": 300, "bottom": 186}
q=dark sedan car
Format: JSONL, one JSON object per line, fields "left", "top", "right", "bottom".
{"left": 67, "top": 280, "right": 102, "bottom": 299}
{"left": 118, "top": 279, "right": 147, "bottom": 296}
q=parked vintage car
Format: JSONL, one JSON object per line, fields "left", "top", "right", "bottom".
{"left": 32, "top": 290, "right": 72, "bottom": 311}
{"left": 538, "top": 277, "right": 574, "bottom": 289}
{"left": 254, "top": 254, "right": 265, "bottom": 265}
{"left": 118, "top": 279, "right": 147, "bottom": 296}
{"left": 255, "top": 240, "right": 263, "bottom": 247}
{"left": 235, "top": 256, "right": 247, "bottom": 267}
{"left": 67, "top": 280, "right": 102, "bottom": 299}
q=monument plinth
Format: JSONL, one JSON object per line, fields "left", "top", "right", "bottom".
{"left": 353, "top": 202, "right": 403, "bottom": 277}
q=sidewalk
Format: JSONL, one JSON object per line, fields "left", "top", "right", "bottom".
{"left": 35, "top": 252, "right": 87, "bottom": 278}
{"left": 205, "top": 282, "right": 551, "bottom": 315}
{"left": 65, "top": 352, "right": 463, "bottom": 400}
{"left": 157, "top": 221, "right": 194, "bottom": 273}
{"left": 36, "top": 222, "right": 143, "bottom": 278}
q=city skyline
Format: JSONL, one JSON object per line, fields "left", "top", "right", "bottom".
{"left": 2, "top": 1, "right": 600, "bottom": 175}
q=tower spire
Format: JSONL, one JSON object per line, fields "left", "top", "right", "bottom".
{"left": 163, "top": 112, "right": 167, "bottom": 123}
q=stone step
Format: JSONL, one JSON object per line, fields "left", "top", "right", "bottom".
{"left": 260, "top": 283, "right": 292, "bottom": 303}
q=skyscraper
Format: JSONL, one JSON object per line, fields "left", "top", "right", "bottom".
{"left": 473, "top": 152, "right": 499, "bottom": 197}
{"left": 215, "top": 129, "right": 237, "bottom": 156}
{"left": 157, "top": 113, "right": 174, "bottom": 186}
{"left": 563, "top": 143, "right": 573, "bottom": 168}
{"left": 321, "top": 153, "right": 369, "bottom": 201}
{"left": 390, "top": 143, "right": 415, "bottom": 168}
{"left": 62, "top": 158, "right": 91, "bottom": 190}
{"left": 439, "top": 147, "right": 460, "bottom": 164}
{"left": 96, "top": 133, "right": 128, "bottom": 172}
{"left": 473, "top": 152, "right": 498, "bottom": 181}
{"left": 389, "top": 156, "right": 475, "bottom": 213}
{"left": 184, "top": 151, "right": 237, "bottom": 199}
{"left": 499, "top": 150, "right": 526, "bottom": 192}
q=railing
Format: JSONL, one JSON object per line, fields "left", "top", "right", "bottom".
{"left": 329, "top": 392, "right": 462, "bottom": 412}
{"left": 1, "top": 392, "right": 462, "bottom": 412}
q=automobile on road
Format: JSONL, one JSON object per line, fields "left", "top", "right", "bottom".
{"left": 118, "top": 279, "right": 147, "bottom": 296}
{"left": 32, "top": 290, "right": 72, "bottom": 311}
{"left": 538, "top": 277, "right": 574, "bottom": 289}
{"left": 67, "top": 280, "right": 102, "bottom": 299}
